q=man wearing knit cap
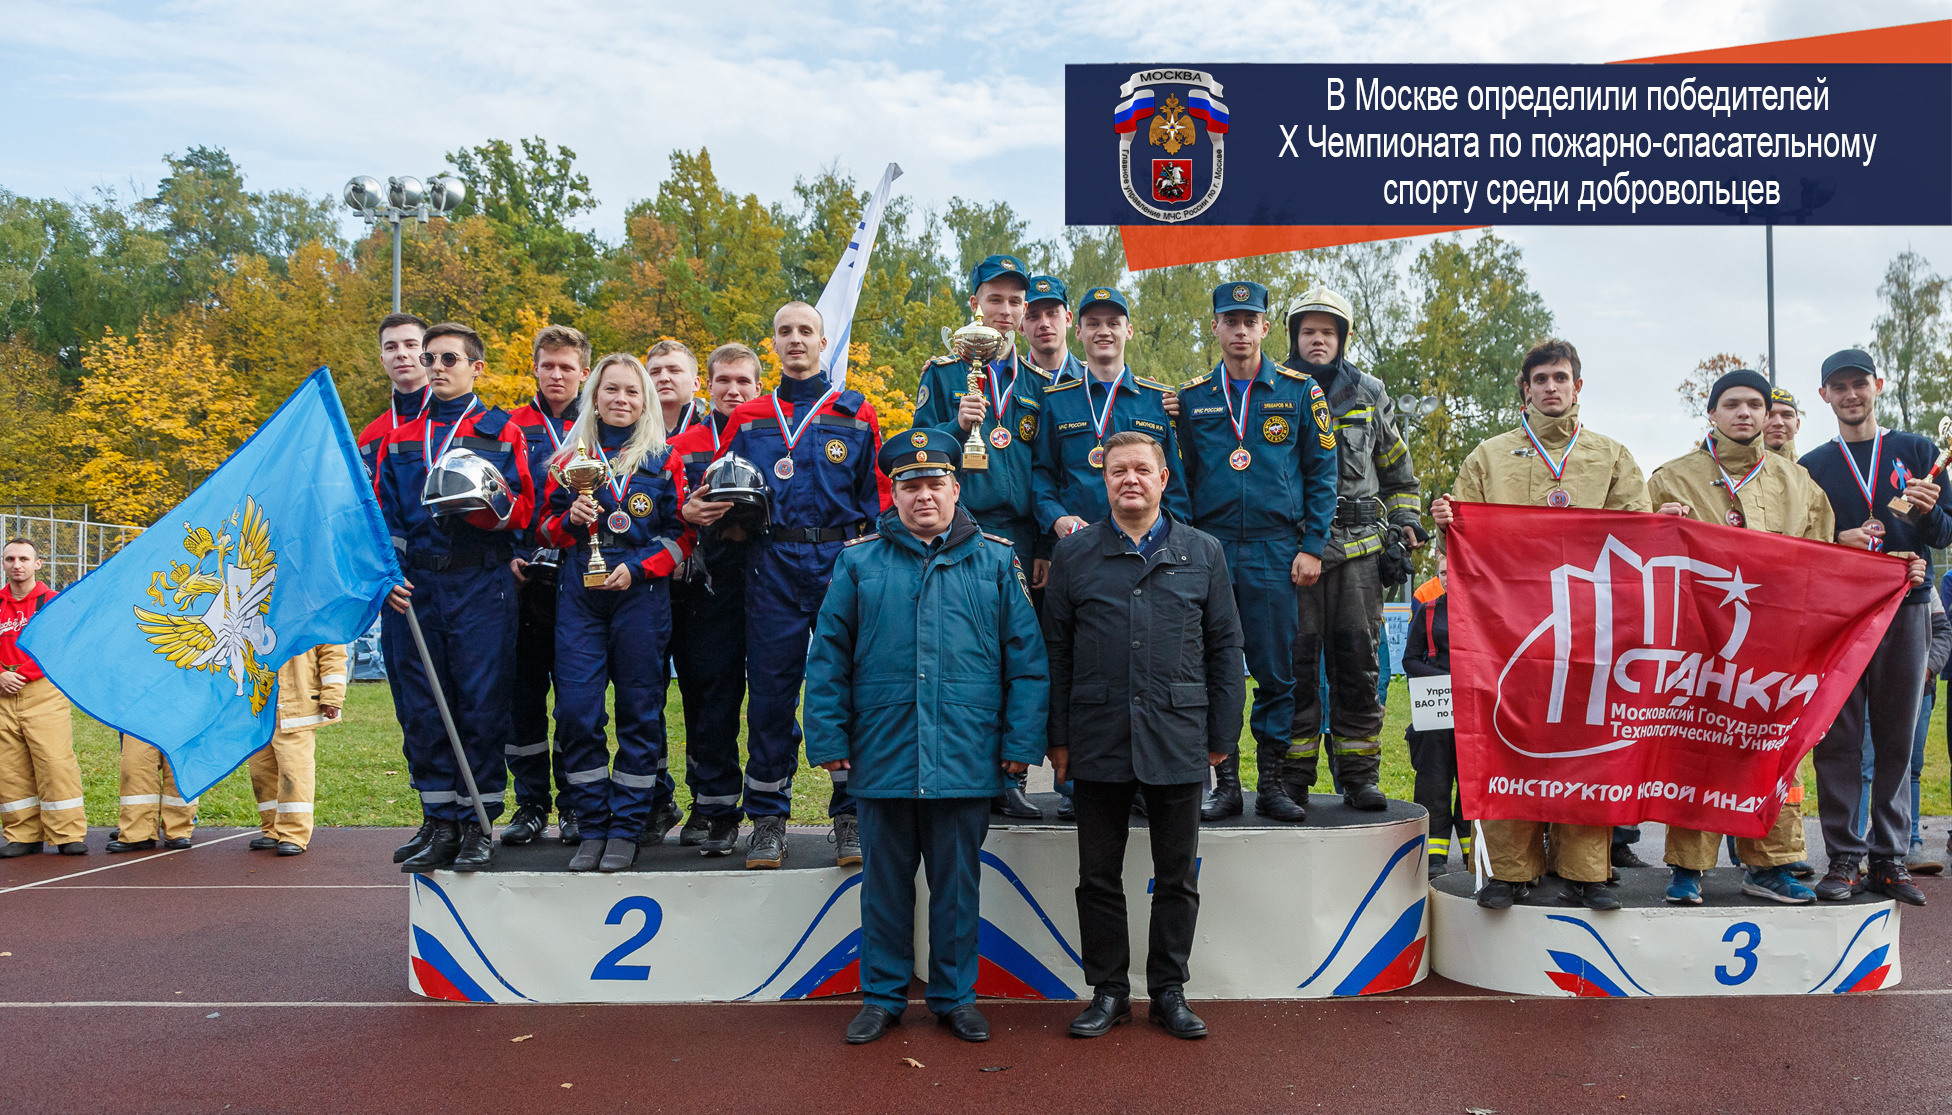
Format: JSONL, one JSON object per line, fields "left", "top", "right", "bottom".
{"left": 1432, "top": 338, "right": 1648, "bottom": 912}
{"left": 1646, "top": 368, "right": 1832, "bottom": 905}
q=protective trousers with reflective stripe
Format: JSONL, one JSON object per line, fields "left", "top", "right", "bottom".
{"left": 1285, "top": 552, "right": 1384, "bottom": 787}
{"left": 555, "top": 571, "right": 674, "bottom": 841}
{"left": 508, "top": 574, "right": 572, "bottom": 816}
{"left": 1220, "top": 539, "right": 1302, "bottom": 759}
{"left": 383, "top": 563, "right": 516, "bottom": 824}
{"left": 0, "top": 677, "right": 86, "bottom": 844}
{"left": 1480, "top": 818, "right": 1612, "bottom": 884}
{"left": 670, "top": 557, "right": 747, "bottom": 820}
{"left": 1663, "top": 802, "right": 1804, "bottom": 871}
{"left": 117, "top": 735, "right": 197, "bottom": 842}
{"left": 744, "top": 539, "right": 853, "bottom": 819}
{"left": 249, "top": 724, "right": 317, "bottom": 847}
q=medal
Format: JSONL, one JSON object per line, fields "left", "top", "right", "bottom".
{"left": 590, "top": 436, "right": 637, "bottom": 539}
{"left": 987, "top": 350, "right": 1022, "bottom": 426}
{"left": 1835, "top": 431, "right": 1887, "bottom": 551}
{"left": 990, "top": 426, "right": 1011, "bottom": 449}
{"left": 769, "top": 380, "right": 840, "bottom": 488}
{"left": 1085, "top": 368, "right": 1126, "bottom": 469}
{"left": 774, "top": 456, "right": 795, "bottom": 480}
{"left": 1726, "top": 509, "right": 1745, "bottom": 528}
{"left": 1706, "top": 436, "right": 1766, "bottom": 531}
{"left": 606, "top": 510, "right": 632, "bottom": 534}
{"left": 1219, "top": 363, "right": 1259, "bottom": 467}
{"left": 1088, "top": 444, "right": 1106, "bottom": 469}
{"left": 1520, "top": 412, "right": 1581, "bottom": 508}
{"left": 1229, "top": 446, "right": 1252, "bottom": 471}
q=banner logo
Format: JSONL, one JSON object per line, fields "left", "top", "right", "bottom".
{"left": 1114, "top": 69, "right": 1228, "bottom": 223}
{"left": 133, "top": 497, "right": 279, "bottom": 714}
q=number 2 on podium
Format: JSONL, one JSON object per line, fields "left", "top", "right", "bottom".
{"left": 592, "top": 896, "right": 664, "bottom": 981}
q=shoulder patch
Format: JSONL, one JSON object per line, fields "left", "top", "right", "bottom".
{"left": 1044, "top": 378, "right": 1084, "bottom": 393}
{"left": 1278, "top": 367, "right": 1313, "bottom": 382}
{"left": 927, "top": 354, "right": 962, "bottom": 367}
{"left": 1011, "top": 556, "right": 1032, "bottom": 601}
{"left": 1182, "top": 372, "right": 1212, "bottom": 389}
{"left": 980, "top": 531, "right": 1014, "bottom": 545}
{"left": 844, "top": 532, "right": 881, "bottom": 547}
{"left": 1136, "top": 377, "right": 1173, "bottom": 392}
{"left": 1307, "top": 380, "right": 1326, "bottom": 399}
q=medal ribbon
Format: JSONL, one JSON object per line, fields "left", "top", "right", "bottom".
{"left": 1519, "top": 412, "right": 1581, "bottom": 484}
{"left": 1706, "top": 437, "right": 1767, "bottom": 499}
{"left": 988, "top": 349, "right": 1022, "bottom": 423}
{"left": 772, "top": 382, "right": 841, "bottom": 456}
{"left": 392, "top": 386, "right": 432, "bottom": 431}
{"left": 423, "top": 396, "right": 479, "bottom": 468}
{"left": 591, "top": 436, "right": 631, "bottom": 506}
{"left": 1834, "top": 431, "right": 1885, "bottom": 518}
{"left": 1218, "top": 362, "right": 1256, "bottom": 444}
{"left": 1087, "top": 368, "right": 1127, "bottom": 443}
{"left": 532, "top": 396, "right": 567, "bottom": 453}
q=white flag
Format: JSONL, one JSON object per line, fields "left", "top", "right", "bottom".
{"left": 816, "top": 162, "right": 903, "bottom": 391}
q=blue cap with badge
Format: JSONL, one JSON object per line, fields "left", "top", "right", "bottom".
{"left": 1212, "top": 281, "right": 1269, "bottom": 315}
{"left": 1027, "top": 274, "right": 1068, "bottom": 308}
{"left": 879, "top": 426, "right": 963, "bottom": 480}
{"left": 1076, "top": 286, "right": 1131, "bottom": 318}
{"left": 968, "top": 254, "right": 1029, "bottom": 295}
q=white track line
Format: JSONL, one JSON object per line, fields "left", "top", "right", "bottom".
{"left": 20, "top": 884, "right": 407, "bottom": 890}
{"left": 0, "top": 830, "right": 256, "bottom": 896}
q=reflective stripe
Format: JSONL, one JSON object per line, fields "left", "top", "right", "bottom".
{"left": 1385, "top": 493, "right": 1421, "bottom": 512}
{"left": 658, "top": 538, "right": 684, "bottom": 563}
{"left": 693, "top": 793, "right": 742, "bottom": 806}
{"left": 1285, "top": 740, "right": 1318, "bottom": 757}
{"left": 256, "top": 800, "right": 278, "bottom": 811}
{"left": 280, "top": 714, "right": 324, "bottom": 730}
{"left": 566, "top": 767, "right": 610, "bottom": 786}
{"left": 1331, "top": 738, "right": 1380, "bottom": 757}
{"left": 320, "top": 674, "right": 347, "bottom": 685}
{"left": 275, "top": 802, "right": 314, "bottom": 814}
{"left": 121, "top": 794, "right": 162, "bottom": 806}
{"left": 1, "top": 795, "right": 42, "bottom": 813}
{"left": 745, "top": 774, "right": 794, "bottom": 793}
{"left": 162, "top": 795, "right": 199, "bottom": 807}
{"left": 455, "top": 791, "right": 504, "bottom": 806}
{"left": 419, "top": 791, "right": 457, "bottom": 804}
{"left": 1429, "top": 837, "right": 1451, "bottom": 854}
{"left": 1342, "top": 534, "right": 1384, "bottom": 557}
{"left": 42, "top": 796, "right": 85, "bottom": 811}
{"left": 505, "top": 741, "right": 550, "bottom": 757}
{"left": 611, "top": 771, "right": 660, "bottom": 789}
{"left": 1376, "top": 438, "right": 1408, "bottom": 467}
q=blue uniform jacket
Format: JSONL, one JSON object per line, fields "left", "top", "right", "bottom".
{"left": 1031, "top": 367, "right": 1190, "bottom": 531}
{"left": 538, "top": 422, "right": 694, "bottom": 581}
{"left": 506, "top": 394, "right": 578, "bottom": 545}
{"left": 716, "top": 372, "right": 892, "bottom": 534}
{"left": 912, "top": 350, "right": 1047, "bottom": 528}
{"left": 804, "top": 508, "right": 1049, "bottom": 799}
{"left": 373, "top": 392, "right": 532, "bottom": 561}
{"left": 1175, "top": 356, "right": 1338, "bottom": 553}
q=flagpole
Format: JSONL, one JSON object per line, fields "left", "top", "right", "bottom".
{"left": 403, "top": 602, "right": 494, "bottom": 835}
{"left": 816, "top": 162, "right": 903, "bottom": 391}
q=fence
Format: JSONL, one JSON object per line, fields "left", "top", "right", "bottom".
{"left": 0, "top": 505, "right": 144, "bottom": 588}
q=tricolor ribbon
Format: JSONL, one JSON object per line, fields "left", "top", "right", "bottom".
{"left": 1706, "top": 437, "right": 1767, "bottom": 499}
{"left": 988, "top": 350, "right": 1022, "bottom": 423}
{"left": 1519, "top": 412, "right": 1581, "bottom": 484}
{"left": 772, "top": 384, "right": 841, "bottom": 456}
{"left": 591, "top": 436, "right": 631, "bottom": 506}
{"left": 532, "top": 396, "right": 567, "bottom": 453}
{"left": 1087, "top": 368, "right": 1128, "bottom": 443}
{"left": 1219, "top": 363, "right": 1255, "bottom": 445}
{"left": 392, "top": 386, "right": 431, "bottom": 431}
{"left": 1836, "top": 431, "right": 1886, "bottom": 550}
{"left": 423, "top": 396, "right": 479, "bottom": 467}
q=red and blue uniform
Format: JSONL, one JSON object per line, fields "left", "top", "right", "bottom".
{"left": 371, "top": 392, "right": 532, "bottom": 824}
{"left": 714, "top": 372, "right": 893, "bottom": 818}
{"left": 667, "top": 407, "right": 752, "bottom": 821}
{"left": 540, "top": 422, "right": 694, "bottom": 841}
{"left": 358, "top": 387, "right": 431, "bottom": 481}
{"left": 503, "top": 395, "right": 579, "bottom": 820}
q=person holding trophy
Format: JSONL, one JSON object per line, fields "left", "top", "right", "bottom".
{"left": 538, "top": 353, "right": 695, "bottom": 873}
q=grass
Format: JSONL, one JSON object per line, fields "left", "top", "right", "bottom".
{"left": 69, "top": 677, "right": 1952, "bottom": 829}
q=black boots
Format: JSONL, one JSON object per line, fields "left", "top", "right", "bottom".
{"left": 993, "top": 771, "right": 1042, "bottom": 819}
{"left": 450, "top": 821, "right": 493, "bottom": 872}
{"left": 1253, "top": 745, "right": 1306, "bottom": 823}
{"left": 394, "top": 817, "right": 439, "bottom": 863}
{"left": 500, "top": 804, "right": 548, "bottom": 846}
{"left": 1200, "top": 753, "right": 1243, "bottom": 821}
{"left": 401, "top": 820, "right": 461, "bottom": 873}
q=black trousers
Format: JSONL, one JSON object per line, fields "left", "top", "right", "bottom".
{"left": 1406, "top": 727, "right": 1468, "bottom": 852}
{"left": 508, "top": 571, "right": 570, "bottom": 814}
{"left": 1073, "top": 779, "right": 1201, "bottom": 998}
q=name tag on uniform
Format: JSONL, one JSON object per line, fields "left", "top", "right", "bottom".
{"left": 1409, "top": 675, "right": 1453, "bottom": 730}
{"left": 1258, "top": 401, "right": 1295, "bottom": 411}
{"left": 1132, "top": 419, "right": 1166, "bottom": 434}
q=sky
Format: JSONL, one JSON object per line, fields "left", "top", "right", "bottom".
{"left": 3, "top": 0, "right": 1949, "bottom": 468}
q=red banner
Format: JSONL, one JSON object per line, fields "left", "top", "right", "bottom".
{"left": 1449, "top": 502, "right": 1910, "bottom": 837}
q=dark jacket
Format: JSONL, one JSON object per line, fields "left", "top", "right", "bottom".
{"left": 803, "top": 507, "right": 1049, "bottom": 799}
{"left": 1043, "top": 515, "right": 1244, "bottom": 784}
{"left": 1402, "top": 594, "right": 1449, "bottom": 677}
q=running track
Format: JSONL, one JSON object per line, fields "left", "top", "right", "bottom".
{"left": 7, "top": 827, "right": 1952, "bottom": 1114}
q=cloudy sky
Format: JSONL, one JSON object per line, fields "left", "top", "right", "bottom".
{"left": 4, "top": 0, "right": 1948, "bottom": 467}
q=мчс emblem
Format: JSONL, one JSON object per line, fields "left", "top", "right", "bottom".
{"left": 1262, "top": 415, "right": 1291, "bottom": 444}
{"left": 1017, "top": 413, "right": 1038, "bottom": 443}
{"left": 628, "top": 491, "right": 653, "bottom": 518}
{"left": 1114, "top": 68, "right": 1228, "bottom": 223}
{"left": 826, "top": 438, "right": 849, "bottom": 464}
{"left": 133, "top": 496, "right": 278, "bottom": 715}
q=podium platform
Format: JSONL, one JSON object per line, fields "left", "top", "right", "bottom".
{"left": 1428, "top": 869, "right": 1901, "bottom": 997}
{"left": 406, "top": 794, "right": 1432, "bottom": 1004}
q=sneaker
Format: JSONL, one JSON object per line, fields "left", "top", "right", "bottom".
{"left": 558, "top": 813, "right": 580, "bottom": 845}
{"left": 1427, "top": 854, "right": 1448, "bottom": 879}
{"left": 1865, "top": 858, "right": 1927, "bottom": 906}
{"left": 1563, "top": 880, "right": 1621, "bottom": 911}
{"left": 499, "top": 804, "right": 549, "bottom": 847}
{"left": 1786, "top": 860, "right": 1817, "bottom": 880}
{"left": 638, "top": 801, "right": 683, "bottom": 847}
{"left": 700, "top": 815, "right": 740, "bottom": 856}
{"left": 1476, "top": 879, "right": 1527, "bottom": 910}
{"left": 1903, "top": 849, "right": 1944, "bottom": 876}
{"left": 1742, "top": 865, "right": 1816, "bottom": 904}
{"left": 746, "top": 816, "right": 787, "bottom": 869}
{"left": 1814, "top": 859, "right": 1864, "bottom": 902}
{"left": 1665, "top": 867, "right": 1703, "bottom": 905}
{"left": 678, "top": 811, "right": 711, "bottom": 847}
{"left": 1611, "top": 845, "right": 1654, "bottom": 870}
{"left": 832, "top": 814, "right": 862, "bottom": 867}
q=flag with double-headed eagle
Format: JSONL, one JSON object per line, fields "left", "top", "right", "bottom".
{"left": 19, "top": 368, "right": 400, "bottom": 799}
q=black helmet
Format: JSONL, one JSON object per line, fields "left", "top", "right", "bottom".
{"left": 701, "top": 452, "right": 771, "bottom": 537}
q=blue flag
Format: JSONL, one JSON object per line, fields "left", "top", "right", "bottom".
{"left": 20, "top": 368, "right": 401, "bottom": 798}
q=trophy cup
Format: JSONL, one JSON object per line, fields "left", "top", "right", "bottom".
{"left": 1889, "top": 416, "right": 1952, "bottom": 517}
{"left": 552, "top": 446, "right": 614, "bottom": 587}
{"left": 941, "top": 316, "right": 1011, "bottom": 472}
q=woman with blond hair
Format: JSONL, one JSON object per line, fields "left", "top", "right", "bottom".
{"left": 539, "top": 353, "right": 695, "bottom": 871}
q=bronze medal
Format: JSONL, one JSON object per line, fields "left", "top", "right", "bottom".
{"left": 1545, "top": 487, "right": 1572, "bottom": 508}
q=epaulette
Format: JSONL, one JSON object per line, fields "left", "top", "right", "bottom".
{"left": 1277, "top": 366, "right": 1313, "bottom": 382}
{"left": 845, "top": 532, "right": 880, "bottom": 547}
{"left": 1182, "top": 372, "right": 1212, "bottom": 389}
{"left": 980, "top": 531, "right": 1013, "bottom": 546}
{"left": 1136, "top": 377, "right": 1174, "bottom": 392}
{"left": 1044, "top": 378, "right": 1084, "bottom": 393}
{"left": 927, "top": 354, "right": 962, "bottom": 367}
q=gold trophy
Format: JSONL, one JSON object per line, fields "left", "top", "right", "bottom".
{"left": 1890, "top": 416, "right": 1952, "bottom": 517}
{"left": 552, "top": 446, "right": 613, "bottom": 587}
{"left": 942, "top": 316, "right": 1010, "bottom": 472}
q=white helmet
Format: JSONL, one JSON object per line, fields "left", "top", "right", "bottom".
{"left": 421, "top": 448, "right": 514, "bottom": 525}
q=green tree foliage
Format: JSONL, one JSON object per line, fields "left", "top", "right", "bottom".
{"left": 1870, "top": 249, "right": 1949, "bottom": 432}
{"left": 444, "top": 137, "right": 601, "bottom": 301}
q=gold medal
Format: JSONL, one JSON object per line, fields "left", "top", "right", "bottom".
{"left": 1088, "top": 444, "right": 1105, "bottom": 469}
{"left": 1228, "top": 446, "right": 1252, "bottom": 471}
{"left": 990, "top": 426, "right": 1012, "bottom": 449}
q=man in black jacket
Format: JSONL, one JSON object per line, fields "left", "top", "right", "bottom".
{"left": 1044, "top": 430, "right": 1244, "bottom": 1042}
{"left": 1401, "top": 557, "right": 1466, "bottom": 878}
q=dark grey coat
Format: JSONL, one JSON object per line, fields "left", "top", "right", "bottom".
{"left": 1042, "top": 516, "right": 1245, "bottom": 784}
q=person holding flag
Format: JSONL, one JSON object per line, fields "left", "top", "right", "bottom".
{"left": 539, "top": 353, "right": 694, "bottom": 872}
{"left": 1432, "top": 338, "right": 1648, "bottom": 911}
{"left": 715, "top": 302, "right": 892, "bottom": 870}
{"left": 375, "top": 323, "right": 533, "bottom": 873}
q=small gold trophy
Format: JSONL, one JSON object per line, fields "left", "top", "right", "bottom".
{"left": 942, "top": 317, "right": 1010, "bottom": 472}
{"left": 1890, "top": 416, "right": 1952, "bottom": 518}
{"left": 553, "top": 446, "right": 613, "bottom": 587}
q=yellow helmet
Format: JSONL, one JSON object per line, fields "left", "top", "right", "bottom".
{"left": 1284, "top": 285, "right": 1355, "bottom": 334}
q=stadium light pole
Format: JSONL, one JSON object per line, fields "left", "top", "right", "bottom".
{"left": 342, "top": 175, "right": 467, "bottom": 313}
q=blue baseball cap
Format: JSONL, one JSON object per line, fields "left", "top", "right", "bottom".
{"left": 1026, "top": 274, "right": 1068, "bottom": 308}
{"left": 1077, "top": 286, "right": 1130, "bottom": 318}
{"left": 880, "top": 427, "right": 962, "bottom": 480}
{"left": 1212, "top": 281, "right": 1269, "bottom": 315}
{"left": 968, "top": 254, "right": 1029, "bottom": 296}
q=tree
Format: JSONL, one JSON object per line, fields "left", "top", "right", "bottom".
{"left": 0, "top": 336, "right": 80, "bottom": 504}
{"left": 444, "top": 137, "right": 602, "bottom": 300}
{"left": 1676, "top": 352, "right": 1767, "bottom": 420}
{"left": 1871, "top": 249, "right": 1948, "bottom": 432}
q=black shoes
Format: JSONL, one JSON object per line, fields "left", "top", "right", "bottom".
{"left": 567, "top": 837, "right": 605, "bottom": 872}
{"left": 639, "top": 801, "right": 683, "bottom": 847}
{"left": 845, "top": 1005, "right": 901, "bottom": 1044}
{"left": 558, "top": 814, "right": 580, "bottom": 845}
{"left": 1148, "top": 989, "right": 1208, "bottom": 1039}
{"left": 938, "top": 1003, "right": 989, "bottom": 1043}
{"left": 1344, "top": 783, "right": 1388, "bottom": 811}
{"left": 1200, "top": 753, "right": 1243, "bottom": 821}
{"left": 394, "top": 817, "right": 439, "bottom": 863}
{"left": 679, "top": 811, "right": 711, "bottom": 847}
{"left": 162, "top": 836, "right": 193, "bottom": 850}
{"left": 993, "top": 771, "right": 1042, "bottom": 819}
{"left": 832, "top": 814, "right": 862, "bottom": 867}
{"left": 700, "top": 816, "right": 740, "bottom": 856}
{"left": 1069, "top": 993, "right": 1132, "bottom": 1037}
{"left": 747, "top": 817, "right": 787, "bottom": 869}
{"left": 276, "top": 842, "right": 305, "bottom": 856}
{"left": 1865, "top": 857, "right": 1927, "bottom": 906}
{"left": 1056, "top": 797, "right": 1076, "bottom": 821}
{"left": 1476, "top": 879, "right": 1528, "bottom": 909}
{"left": 57, "top": 841, "right": 86, "bottom": 855}
{"left": 106, "top": 837, "right": 156, "bottom": 853}
{"left": 1816, "top": 858, "right": 1865, "bottom": 902}
{"left": 598, "top": 837, "right": 637, "bottom": 873}
{"left": 401, "top": 820, "right": 461, "bottom": 873}
{"left": 500, "top": 804, "right": 549, "bottom": 846}
{"left": 0, "top": 840, "right": 43, "bottom": 858}
{"left": 1427, "top": 854, "right": 1448, "bottom": 878}
{"left": 1561, "top": 880, "right": 1621, "bottom": 911}
{"left": 1611, "top": 844, "right": 1654, "bottom": 869}
{"left": 1254, "top": 782, "right": 1307, "bottom": 823}
{"left": 449, "top": 821, "right": 493, "bottom": 872}
{"left": 249, "top": 835, "right": 278, "bottom": 851}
